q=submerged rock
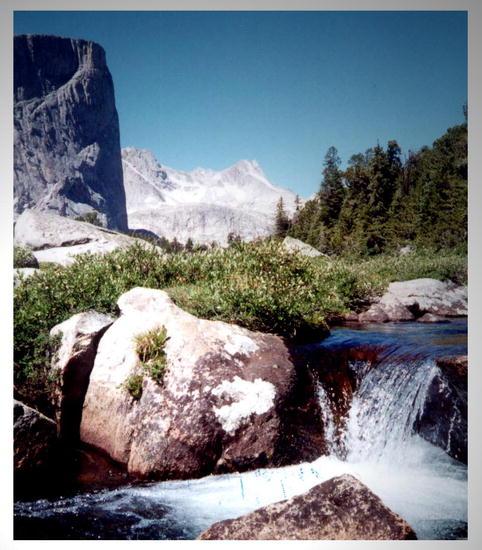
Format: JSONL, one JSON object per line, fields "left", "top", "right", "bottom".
{"left": 437, "top": 355, "right": 468, "bottom": 381}
{"left": 80, "top": 288, "right": 325, "bottom": 479}
{"left": 14, "top": 34, "right": 127, "bottom": 230}
{"left": 50, "top": 311, "right": 114, "bottom": 443}
{"left": 198, "top": 474, "right": 417, "bottom": 540}
{"left": 14, "top": 400, "right": 57, "bottom": 474}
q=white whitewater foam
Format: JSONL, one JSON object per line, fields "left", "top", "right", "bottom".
{"left": 124, "top": 436, "right": 466, "bottom": 539}
{"left": 344, "top": 358, "right": 439, "bottom": 463}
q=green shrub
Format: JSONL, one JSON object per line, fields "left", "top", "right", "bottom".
{"left": 14, "top": 246, "right": 39, "bottom": 268}
{"left": 122, "top": 373, "right": 144, "bottom": 400}
{"left": 14, "top": 239, "right": 466, "bottom": 415}
{"left": 343, "top": 248, "right": 467, "bottom": 288}
{"left": 120, "top": 327, "right": 169, "bottom": 401}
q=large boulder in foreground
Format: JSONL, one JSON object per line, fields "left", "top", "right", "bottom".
{"left": 14, "top": 210, "right": 146, "bottom": 266}
{"left": 358, "top": 278, "right": 466, "bottom": 322}
{"left": 198, "top": 474, "right": 416, "bottom": 540}
{"left": 50, "top": 311, "right": 114, "bottom": 443}
{"left": 80, "top": 288, "right": 324, "bottom": 479}
{"left": 14, "top": 34, "right": 127, "bottom": 230}
{"left": 14, "top": 400, "right": 57, "bottom": 474}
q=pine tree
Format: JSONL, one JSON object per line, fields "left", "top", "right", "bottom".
{"left": 319, "top": 146, "right": 345, "bottom": 227}
{"left": 185, "top": 237, "right": 194, "bottom": 252}
{"left": 336, "top": 153, "right": 371, "bottom": 253}
{"left": 294, "top": 194, "right": 302, "bottom": 213}
{"left": 288, "top": 121, "right": 466, "bottom": 255}
{"left": 274, "top": 197, "right": 290, "bottom": 238}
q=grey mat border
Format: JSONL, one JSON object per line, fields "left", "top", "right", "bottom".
{"left": 1, "top": 1, "right": 480, "bottom": 548}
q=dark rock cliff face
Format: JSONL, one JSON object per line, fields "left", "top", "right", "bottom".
{"left": 14, "top": 34, "right": 128, "bottom": 231}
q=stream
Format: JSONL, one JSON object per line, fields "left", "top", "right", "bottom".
{"left": 14, "top": 319, "right": 468, "bottom": 540}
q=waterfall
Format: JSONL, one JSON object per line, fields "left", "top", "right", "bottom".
{"left": 340, "top": 357, "right": 440, "bottom": 464}
{"left": 316, "top": 383, "right": 338, "bottom": 455}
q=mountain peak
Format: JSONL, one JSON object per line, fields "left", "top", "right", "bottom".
{"left": 122, "top": 147, "right": 158, "bottom": 164}
{"left": 229, "top": 159, "right": 261, "bottom": 173}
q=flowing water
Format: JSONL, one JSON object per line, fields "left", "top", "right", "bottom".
{"left": 14, "top": 319, "right": 468, "bottom": 540}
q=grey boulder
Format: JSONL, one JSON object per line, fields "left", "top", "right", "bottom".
{"left": 14, "top": 210, "right": 148, "bottom": 266}
{"left": 358, "top": 278, "right": 466, "bottom": 323}
{"left": 282, "top": 236, "right": 324, "bottom": 257}
{"left": 386, "top": 278, "right": 467, "bottom": 317}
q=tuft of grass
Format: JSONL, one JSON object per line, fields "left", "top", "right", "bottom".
{"left": 121, "top": 327, "right": 169, "bottom": 400}
{"left": 122, "top": 373, "right": 144, "bottom": 400}
{"left": 135, "top": 326, "right": 170, "bottom": 385}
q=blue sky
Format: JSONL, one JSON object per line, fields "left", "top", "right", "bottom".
{"left": 14, "top": 11, "right": 467, "bottom": 197}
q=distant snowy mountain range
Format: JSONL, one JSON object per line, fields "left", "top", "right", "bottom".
{"left": 122, "top": 148, "right": 298, "bottom": 245}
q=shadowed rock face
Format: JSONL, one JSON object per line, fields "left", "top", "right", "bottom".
{"left": 14, "top": 400, "right": 57, "bottom": 474}
{"left": 198, "top": 474, "right": 417, "bottom": 540}
{"left": 14, "top": 34, "right": 128, "bottom": 231}
{"left": 417, "top": 355, "right": 467, "bottom": 463}
{"left": 50, "top": 311, "right": 115, "bottom": 444}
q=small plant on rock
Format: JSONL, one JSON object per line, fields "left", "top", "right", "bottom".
{"left": 75, "top": 212, "right": 102, "bottom": 226}
{"left": 135, "top": 326, "right": 170, "bottom": 385}
{"left": 123, "top": 373, "right": 144, "bottom": 400}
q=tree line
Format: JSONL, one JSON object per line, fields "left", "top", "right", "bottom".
{"left": 275, "top": 118, "right": 467, "bottom": 256}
